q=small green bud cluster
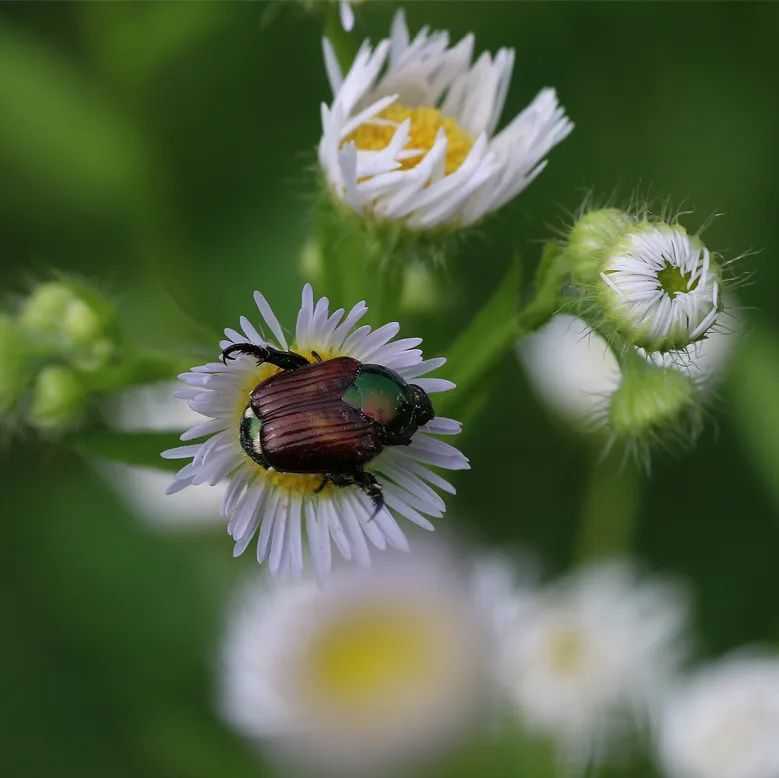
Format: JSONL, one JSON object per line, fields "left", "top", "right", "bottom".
{"left": 1, "top": 279, "right": 119, "bottom": 433}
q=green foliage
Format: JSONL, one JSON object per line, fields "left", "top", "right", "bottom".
{"left": 1, "top": 3, "right": 778, "bottom": 778}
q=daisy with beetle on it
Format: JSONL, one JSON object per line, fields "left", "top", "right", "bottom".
{"left": 162, "top": 283, "right": 468, "bottom": 576}
{"left": 319, "top": 9, "right": 573, "bottom": 231}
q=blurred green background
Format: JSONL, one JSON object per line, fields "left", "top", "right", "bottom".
{"left": 2, "top": 2, "right": 778, "bottom": 776}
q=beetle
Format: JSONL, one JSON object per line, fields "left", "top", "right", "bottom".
{"left": 221, "top": 342, "right": 435, "bottom": 516}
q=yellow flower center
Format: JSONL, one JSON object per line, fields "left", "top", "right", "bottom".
{"left": 234, "top": 347, "right": 340, "bottom": 496}
{"left": 302, "top": 603, "right": 442, "bottom": 719}
{"left": 345, "top": 103, "right": 474, "bottom": 175}
{"left": 546, "top": 627, "right": 587, "bottom": 677}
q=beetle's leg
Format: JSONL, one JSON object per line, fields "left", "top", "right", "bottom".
{"left": 314, "top": 475, "right": 329, "bottom": 494}
{"left": 325, "top": 470, "right": 384, "bottom": 519}
{"left": 221, "top": 343, "right": 309, "bottom": 371}
{"left": 380, "top": 429, "right": 414, "bottom": 446}
{"left": 311, "top": 350, "right": 322, "bottom": 363}
{"left": 354, "top": 470, "right": 384, "bottom": 519}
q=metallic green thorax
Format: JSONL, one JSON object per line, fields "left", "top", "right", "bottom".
{"left": 240, "top": 406, "right": 265, "bottom": 465}
{"left": 341, "top": 366, "right": 412, "bottom": 428}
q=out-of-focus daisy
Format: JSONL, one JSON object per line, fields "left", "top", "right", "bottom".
{"left": 319, "top": 9, "right": 573, "bottom": 230}
{"left": 658, "top": 654, "right": 779, "bottom": 778}
{"left": 517, "top": 313, "right": 735, "bottom": 426}
{"left": 100, "top": 382, "right": 225, "bottom": 528}
{"left": 518, "top": 314, "right": 621, "bottom": 424}
{"left": 598, "top": 223, "right": 721, "bottom": 353}
{"left": 162, "top": 284, "right": 467, "bottom": 576}
{"left": 499, "top": 561, "right": 689, "bottom": 769}
{"left": 220, "top": 546, "right": 490, "bottom": 774}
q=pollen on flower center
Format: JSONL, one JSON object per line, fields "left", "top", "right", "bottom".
{"left": 657, "top": 263, "right": 699, "bottom": 298}
{"left": 546, "top": 627, "right": 587, "bottom": 677}
{"left": 303, "top": 604, "right": 437, "bottom": 715}
{"left": 345, "top": 103, "right": 474, "bottom": 175}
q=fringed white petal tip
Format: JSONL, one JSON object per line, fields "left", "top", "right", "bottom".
{"left": 318, "top": 9, "right": 573, "bottom": 230}
{"left": 163, "top": 283, "right": 467, "bottom": 576}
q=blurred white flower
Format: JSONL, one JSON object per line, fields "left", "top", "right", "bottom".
{"left": 518, "top": 314, "right": 621, "bottom": 423}
{"left": 658, "top": 654, "right": 779, "bottom": 778}
{"left": 100, "top": 381, "right": 225, "bottom": 528}
{"left": 220, "top": 546, "right": 491, "bottom": 774}
{"left": 499, "top": 561, "right": 689, "bottom": 769}
{"left": 319, "top": 9, "right": 572, "bottom": 230}
{"left": 517, "top": 313, "right": 735, "bottom": 426}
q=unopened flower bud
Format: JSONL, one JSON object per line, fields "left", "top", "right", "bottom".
{"left": 608, "top": 354, "right": 701, "bottom": 453}
{"left": 567, "top": 208, "right": 634, "bottom": 287}
{"left": 19, "top": 280, "right": 115, "bottom": 370}
{"left": 27, "top": 365, "right": 88, "bottom": 432}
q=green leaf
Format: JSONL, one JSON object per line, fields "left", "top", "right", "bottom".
{"left": 730, "top": 326, "right": 779, "bottom": 510}
{"left": 436, "top": 255, "right": 522, "bottom": 418}
{"left": 71, "top": 429, "right": 183, "bottom": 472}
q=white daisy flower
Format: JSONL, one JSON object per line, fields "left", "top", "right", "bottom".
{"left": 319, "top": 9, "right": 573, "bottom": 230}
{"left": 658, "top": 654, "right": 779, "bottom": 778}
{"left": 499, "top": 561, "right": 689, "bottom": 769}
{"left": 599, "top": 223, "right": 721, "bottom": 353}
{"left": 162, "top": 283, "right": 468, "bottom": 576}
{"left": 220, "top": 546, "right": 490, "bottom": 774}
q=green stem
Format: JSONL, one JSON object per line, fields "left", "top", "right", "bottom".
{"left": 575, "top": 447, "right": 642, "bottom": 562}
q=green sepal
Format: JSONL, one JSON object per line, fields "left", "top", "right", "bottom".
{"left": 312, "top": 186, "right": 463, "bottom": 324}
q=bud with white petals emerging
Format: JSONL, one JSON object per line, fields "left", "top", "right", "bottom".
{"left": 565, "top": 209, "right": 725, "bottom": 354}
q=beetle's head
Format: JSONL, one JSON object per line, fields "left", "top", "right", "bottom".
{"left": 409, "top": 384, "right": 434, "bottom": 427}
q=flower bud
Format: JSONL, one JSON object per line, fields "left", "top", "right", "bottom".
{"left": 19, "top": 280, "right": 115, "bottom": 370}
{"left": 0, "top": 315, "right": 32, "bottom": 415}
{"left": 607, "top": 354, "right": 701, "bottom": 454}
{"left": 27, "top": 365, "right": 88, "bottom": 432}
{"left": 567, "top": 208, "right": 634, "bottom": 287}
{"left": 565, "top": 210, "right": 723, "bottom": 353}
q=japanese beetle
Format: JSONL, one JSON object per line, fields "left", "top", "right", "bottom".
{"left": 221, "top": 343, "right": 435, "bottom": 515}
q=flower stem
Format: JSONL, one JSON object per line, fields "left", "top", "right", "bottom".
{"left": 575, "top": 447, "right": 642, "bottom": 563}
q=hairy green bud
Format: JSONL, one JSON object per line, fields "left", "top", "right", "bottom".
{"left": 607, "top": 353, "right": 702, "bottom": 459}
{"left": 19, "top": 280, "right": 116, "bottom": 370}
{"left": 27, "top": 365, "right": 88, "bottom": 432}
{"left": 565, "top": 209, "right": 724, "bottom": 353}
